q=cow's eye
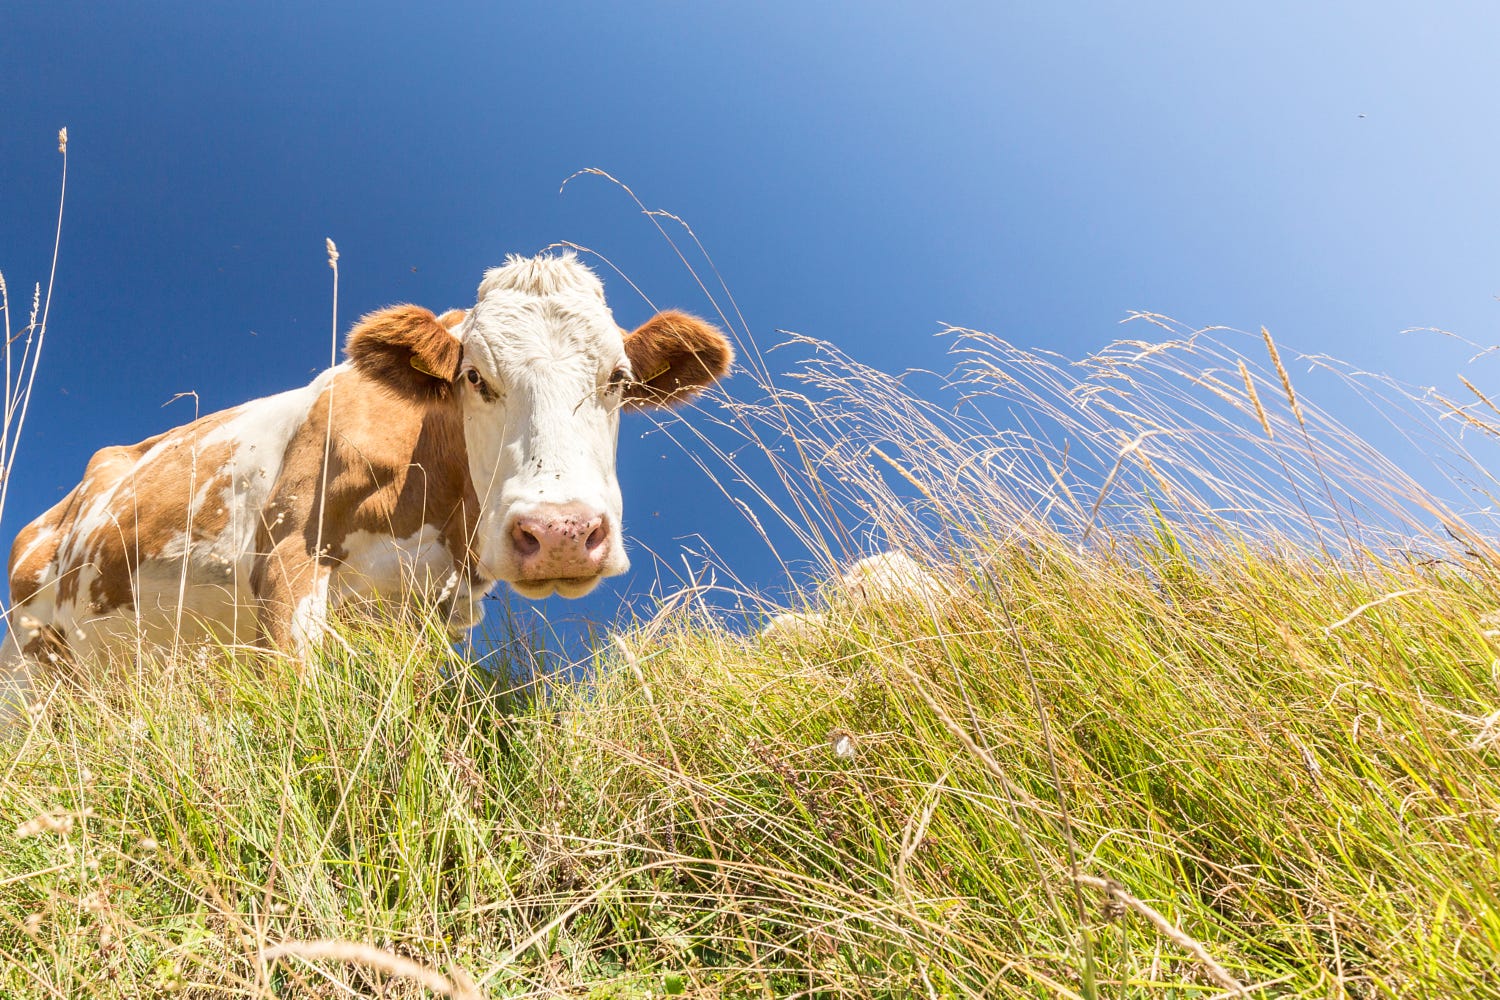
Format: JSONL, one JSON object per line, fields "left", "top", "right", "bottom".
{"left": 608, "top": 368, "right": 628, "bottom": 388}
{"left": 464, "top": 368, "right": 498, "bottom": 401}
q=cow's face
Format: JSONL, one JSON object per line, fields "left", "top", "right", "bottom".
{"left": 346, "top": 254, "right": 732, "bottom": 599}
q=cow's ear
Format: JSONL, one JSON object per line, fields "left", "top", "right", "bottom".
{"left": 346, "top": 305, "right": 461, "bottom": 401}
{"left": 621, "top": 310, "right": 733, "bottom": 409}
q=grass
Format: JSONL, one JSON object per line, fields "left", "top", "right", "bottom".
{"left": 2, "top": 532, "right": 1498, "bottom": 997}
{"left": 5, "top": 332, "right": 1500, "bottom": 998}
{"left": 4, "top": 161, "right": 1500, "bottom": 996}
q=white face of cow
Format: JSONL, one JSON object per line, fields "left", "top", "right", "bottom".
{"left": 457, "top": 260, "right": 631, "bottom": 597}
{"left": 348, "top": 253, "right": 733, "bottom": 600}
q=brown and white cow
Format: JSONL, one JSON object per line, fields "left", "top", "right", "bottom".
{"left": 2, "top": 252, "right": 732, "bottom": 686}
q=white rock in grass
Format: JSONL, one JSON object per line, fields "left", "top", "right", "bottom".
{"left": 835, "top": 551, "right": 951, "bottom": 606}
{"left": 759, "top": 550, "right": 954, "bottom": 641}
{"left": 760, "top": 610, "right": 829, "bottom": 642}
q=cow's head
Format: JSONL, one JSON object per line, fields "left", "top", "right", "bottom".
{"left": 346, "top": 253, "right": 733, "bottom": 598}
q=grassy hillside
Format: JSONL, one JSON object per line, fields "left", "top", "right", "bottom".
{"left": 1, "top": 539, "right": 1497, "bottom": 998}
{"left": 3, "top": 312, "right": 1499, "bottom": 998}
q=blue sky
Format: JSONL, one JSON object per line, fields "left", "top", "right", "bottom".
{"left": 4, "top": 2, "right": 1500, "bottom": 641}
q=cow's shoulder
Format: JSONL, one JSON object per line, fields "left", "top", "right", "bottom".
{"left": 259, "top": 367, "right": 471, "bottom": 560}
{"left": 287, "top": 367, "right": 461, "bottom": 484}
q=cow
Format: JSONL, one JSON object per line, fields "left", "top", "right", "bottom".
{"left": 2, "top": 252, "right": 732, "bottom": 693}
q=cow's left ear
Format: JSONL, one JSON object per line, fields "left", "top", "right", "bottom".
{"left": 622, "top": 310, "right": 733, "bottom": 409}
{"left": 346, "top": 305, "right": 461, "bottom": 401}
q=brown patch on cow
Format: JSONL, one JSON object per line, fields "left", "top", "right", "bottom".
{"left": 622, "top": 310, "right": 733, "bottom": 409}
{"left": 437, "top": 308, "right": 466, "bottom": 330}
{"left": 84, "top": 437, "right": 238, "bottom": 614}
{"left": 346, "top": 305, "right": 462, "bottom": 402}
{"left": 8, "top": 436, "right": 156, "bottom": 610}
{"left": 252, "top": 366, "right": 479, "bottom": 649}
{"left": 32, "top": 411, "right": 242, "bottom": 619}
{"left": 9, "top": 511, "right": 64, "bottom": 607}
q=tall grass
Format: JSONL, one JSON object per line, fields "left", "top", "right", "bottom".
{"left": 0, "top": 128, "right": 68, "bottom": 525}
{"left": 3, "top": 175, "right": 1500, "bottom": 996}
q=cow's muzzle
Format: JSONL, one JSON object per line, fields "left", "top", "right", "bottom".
{"left": 507, "top": 502, "right": 612, "bottom": 584}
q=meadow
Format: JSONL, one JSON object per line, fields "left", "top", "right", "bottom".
{"left": 1, "top": 151, "right": 1498, "bottom": 997}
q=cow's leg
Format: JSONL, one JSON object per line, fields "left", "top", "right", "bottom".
{"left": 0, "top": 607, "right": 71, "bottom": 726}
{"left": 289, "top": 569, "right": 332, "bottom": 658}
{"left": 0, "top": 629, "right": 32, "bottom": 725}
{"left": 437, "top": 570, "right": 495, "bottom": 639}
{"left": 253, "top": 537, "right": 333, "bottom": 666}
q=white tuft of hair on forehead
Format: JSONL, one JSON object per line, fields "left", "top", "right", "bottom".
{"left": 477, "top": 252, "right": 606, "bottom": 302}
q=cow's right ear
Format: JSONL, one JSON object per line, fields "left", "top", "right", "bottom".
{"left": 621, "top": 310, "right": 733, "bottom": 409}
{"left": 346, "top": 305, "right": 461, "bottom": 401}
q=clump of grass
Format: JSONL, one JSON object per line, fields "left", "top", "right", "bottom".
{"left": 0, "top": 127, "right": 67, "bottom": 523}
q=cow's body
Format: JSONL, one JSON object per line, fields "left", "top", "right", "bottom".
{"left": 3, "top": 254, "right": 731, "bottom": 691}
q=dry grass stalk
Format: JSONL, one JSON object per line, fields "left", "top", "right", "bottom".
{"left": 1322, "top": 587, "right": 1425, "bottom": 634}
{"left": 0, "top": 128, "right": 68, "bottom": 522}
{"left": 1432, "top": 388, "right": 1500, "bottom": 440}
{"left": 1459, "top": 375, "right": 1500, "bottom": 420}
{"left": 260, "top": 939, "right": 484, "bottom": 999}
{"left": 1239, "top": 359, "right": 1273, "bottom": 439}
{"left": 1261, "top": 326, "right": 1305, "bottom": 429}
{"left": 1075, "top": 874, "right": 1247, "bottom": 996}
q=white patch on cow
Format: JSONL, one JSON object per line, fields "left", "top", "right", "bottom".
{"left": 333, "top": 526, "right": 453, "bottom": 599}
{"left": 332, "top": 527, "right": 496, "bottom": 636}
{"left": 205, "top": 368, "right": 341, "bottom": 563}
{"left": 290, "top": 571, "right": 331, "bottom": 657}
{"left": 458, "top": 255, "right": 630, "bottom": 591}
{"left": 51, "top": 493, "right": 124, "bottom": 591}
{"left": 50, "top": 553, "right": 248, "bottom": 661}
{"left": 202, "top": 367, "right": 339, "bottom": 455}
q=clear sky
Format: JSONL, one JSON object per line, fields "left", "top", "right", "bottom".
{"left": 4, "top": 2, "right": 1500, "bottom": 641}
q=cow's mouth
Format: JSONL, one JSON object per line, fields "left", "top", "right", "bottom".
{"left": 508, "top": 575, "right": 604, "bottom": 600}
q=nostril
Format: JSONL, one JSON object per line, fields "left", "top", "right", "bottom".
{"left": 512, "top": 522, "right": 541, "bottom": 557}
{"left": 507, "top": 506, "right": 611, "bottom": 576}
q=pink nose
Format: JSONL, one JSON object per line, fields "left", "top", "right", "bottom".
{"left": 509, "top": 503, "right": 610, "bottom": 580}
